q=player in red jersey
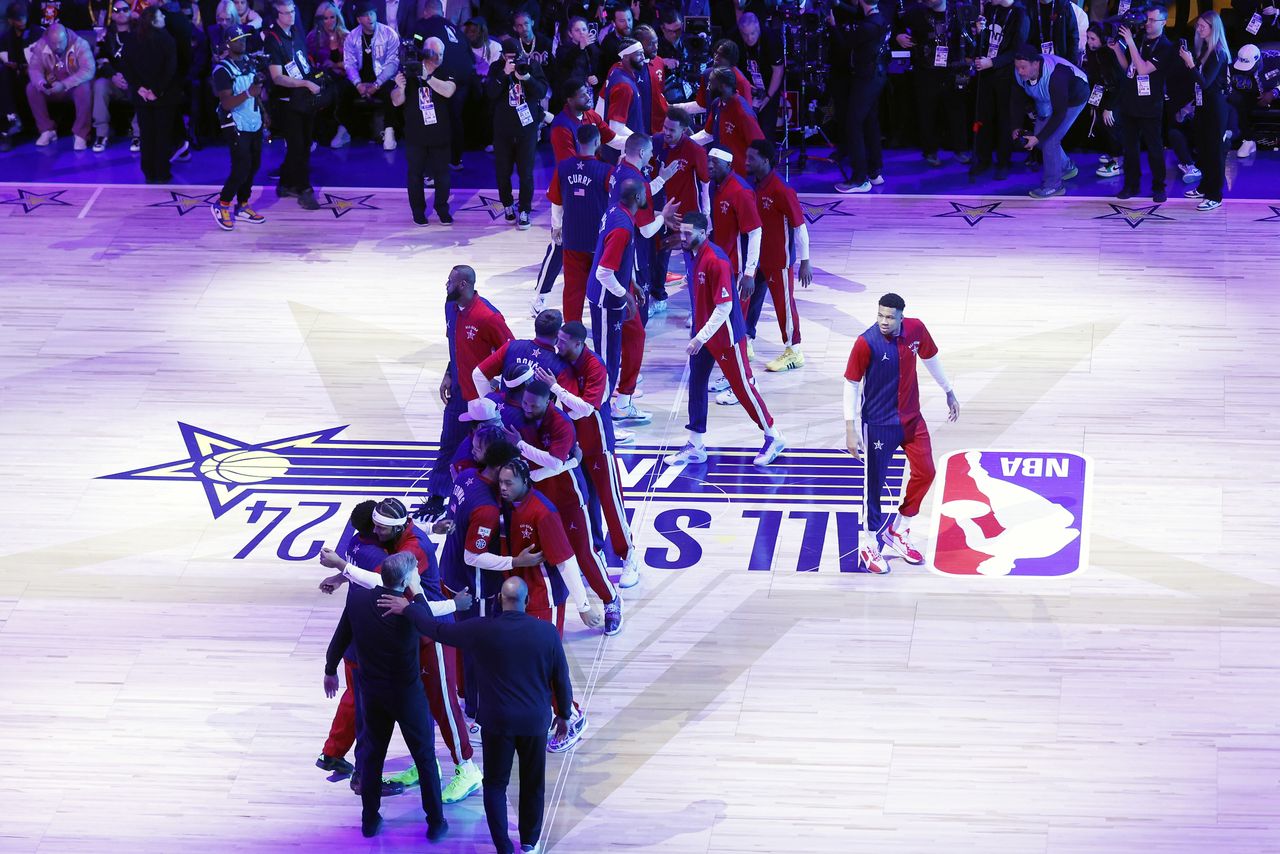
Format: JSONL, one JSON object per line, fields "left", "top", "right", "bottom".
{"left": 694, "top": 40, "right": 753, "bottom": 111}
{"left": 495, "top": 458, "right": 601, "bottom": 752}
{"left": 693, "top": 66, "right": 763, "bottom": 178}
{"left": 744, "top": 139, "right": 813, "bottom": 373}
{"left": 706, "top": 147, "right": 762, "bottom": 403}
{"left": 535, "top": 320, "right": 639, "bottom": 592}
{"left": 665, "top": 212, "right": 786, "bottom": 468}
{"left": 649, "top": 105, "right": 709, "bottom": 315}
{"left": 843, "top": 293, "right": 960, "bottom": 574}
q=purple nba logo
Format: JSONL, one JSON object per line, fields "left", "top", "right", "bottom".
{"left": 926, "top": 450, "right": 1093, "bottom": 577}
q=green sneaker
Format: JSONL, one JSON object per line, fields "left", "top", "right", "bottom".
{"left": 441, "top": 760, "right": 483, "bottom": 803}
{"left": 385, "top": 765, "right": 419, "bottom": 787}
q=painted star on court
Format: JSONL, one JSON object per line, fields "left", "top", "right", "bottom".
{"left": 319, "top": 193, "right": 380, "bottom": 218}
{"left": 934, "top": 201, "right": 1013, "bottom": 227}
{"left": 0, "top": 188, "right": 73, "bottom": 213}
{"left": 1094, "top": 203, "right": 1174, "bottom": 229}
{"left": 148, "top": 190, "right": 221, "bottom": 216}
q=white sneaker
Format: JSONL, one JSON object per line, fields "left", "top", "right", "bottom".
{"left": 382, "top": 127, "right": 397, "bottom": 151}
{"left": 612, "top": 402, "right": 652, "bottom": 425}
{"left": 715, "top": 388, "right": 738, "bottom": 406}
{"left": 753, "top": 433, "right": 786, "bottom": 466}
{"left": 650, "top": 299, "right": 667, "bottom": 315}
{"left": 708, "top": 375, "right": 730, "bottom": 393}
{"left": 835, "top": 180, "right": 872, "bottom": 194}
{"left": 547, "top": 708, "right": 588, "bottom": 753}
{"left": 664, "top": 442, "right": 708, "bottom": 465}
{"left": 36, "top": 130, "right": 57, "bottom": 146}
{"left": 684, "top": 315, "right": 692, "bottom": 328}
{"left": 881, "top": 526, "right": 924, "bottom": 565}
{"left": 73, "top": 135, "right": 88, "bottom": 151}
{"left": 619, "top": 556, "right": 640, "bottom": 588}
{"left": 1236, "top": 139, "right": 1257, "bottom": 158}
{"left": 330, "top": 124, "right": 351, "bottom": 148}
{"left": 91, "top": 135, "right": 107, "bottom": 153}
{"left": 530, "top": 293, "right": 547, "bottom": 317}
{"left": 858, "top": 541, "right": 891, "bottom": 574}
{"left": 869, "top": 174, "right": 885, "bottom": 186}
{"left": 613, "top": 428, "right": 635, "bottom": 445}
{"left": 130, "top": 136, "right": 141, "bottom": 152}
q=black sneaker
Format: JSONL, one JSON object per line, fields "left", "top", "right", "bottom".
{"left": 169, "top": 140, "right": 190, "bottom": 163}
{"left": 413, "top": 212, "right": 429, "bottom": 226}
{"left": 350, "top": 775, "right": 405, "bottom": 797}
{"left": 517, "top": 210, "right": 531, "bottom": 230}
{"left": 437, "top": 211, "right": 453, "bottom": 226}
{"left": 0, "top": 134, "right": 11, "bottom": 153}
{"left": 316, "top": 754, "right": 355, "bottom": 775}
{"left": 993, "top": 164, "right": 1009, "bottom": 180}
{"left": 504, "top": 205, "right": 517, "bottom": 223}
{"left": 297, "top": 189, "right": 321, "bottom": 210}
{"left": 361, "top": 814, "right": 383, "bottom": 838}
{"left": 426, "top": 819, "right": 449, "bottom": 842}
{"left": 276, "top": 183, "right": 299, "bottom": 199}
{"left": 1152, "top": 190, "right": 1167, "bottom": 203}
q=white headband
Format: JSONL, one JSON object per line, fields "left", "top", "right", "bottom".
{"left": 503, "top": 365, "right": 535, "bottom": 387}
{"left": 617, "top": 41, "right": 643, "bottom": 58}
{"left": 709, "top": 147, "right": 733, "bottom": 164}
{"left": 371, "top": 508, "right": 407, "bottom": 527}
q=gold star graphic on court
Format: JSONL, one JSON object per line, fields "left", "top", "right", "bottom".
{"left": 319, "top": 192, "right": 380, "bottom": 218}
{"left": 1256, "top": 205, "right": 1280, "bottom": 223}
{"left": 934, "top": 201, "right": 1013, "bottom": 227}
{"left": 148, "top": 190, "right": 220, "bottom": 216}
{"left": 460, "top": 193, "right": 530, "bottom": 220}
{"left": 0, "top": 188, "right": 73, "bottom": 213}
{"left": 1094, "top": 203, "right": 1174, "bottom": 229}
{"left": 799, "top": 199, "right": 853, "bottom": 224}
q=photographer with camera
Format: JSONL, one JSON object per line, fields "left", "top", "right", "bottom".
{"left": 897, "top": 0, "right": 974, "bottom": 167}
{"left": 1009, "top": 44, "right": 1088, "bottom": 198}
{"left": 265, "top": 0, "right": 323, "bottom": 209}
{"left": 392, "top": 35, "right": 456, "bottom": 225}
{"left": 1109, "top": 4, "right": 1173, "bottom": 202}
{"left": 486, "top": 35, "right": 547, "bottom": 230}
{"left": 343, "top": 1, "right": 400, "bottom": 149}
{"left": 211, "top": 25, "right": 267, "bottom": 231}
{"left": 732, "top": 13, "right": 782, "bottom": 144}
{"left": 411, "top": 0, "right": 472, "bottom": 169}
{"left": 969, "top": 0, "right": 1028, "bottom": 181}
{"left": 1082, "top": 23, "right": 1125, "bottom": 177}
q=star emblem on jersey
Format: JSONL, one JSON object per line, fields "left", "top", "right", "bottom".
{"left": 1256, "top": 205, "right": 1280, "bottom": 223}
{"left": 0, "top": 188, "right": 73, "bottom": 213}
{"left": 148, "top": 190, "right": 221, "bottom": 215}
{"left": 319, "top": 193, "right": 380, "bottom": 218}
{"left": 1094, "top": 203, "right": 1174, "bottom": 229}
{"left": 934, "top": 201, "right": 1014, "bottom": 227}
{"left": 520, "top": 523, "right": 534, "bottom": 539}
{"left": 873, "top": 440, "right": 884, "bottom": 450}
{"left": 799, "top": 199, "right": 853, "bottom": 224}
{"left": 465, "top": 325, "right": 478, "bottom": 340}
{"left": 462, "top": 194, "right": 525, "bottom": 220}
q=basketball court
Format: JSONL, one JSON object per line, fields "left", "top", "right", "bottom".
{"left": 1, "top": 180, "right": 1276, "bottom": 853}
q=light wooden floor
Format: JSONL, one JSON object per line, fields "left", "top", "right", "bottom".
{"left": 1, "top": 181, "right": 1277, "bottom": 853}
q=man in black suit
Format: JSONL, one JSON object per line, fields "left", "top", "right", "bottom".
{"left": 379, "top": 576, "right": 574, "bottom": 854}
{"left": 324, "top": 551, "right": 450, "bottom": 841}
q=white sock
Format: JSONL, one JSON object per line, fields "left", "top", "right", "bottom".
{"left": 894, "top": 514, "right": 914, "bottom": 535}
{"left": 457, "top": 759, "right": 476, "bottom": 773}
{"left": 764, "top": 425, "right": 778, "bottom": 440}
{"left": 688, "top": 431, "right": 705, "bottom": 448}
{"left": 617, "top": 393, "right": 631, "bottom": 408}
{"left": 790, "top": 343, "right": 802, "bottom": 355}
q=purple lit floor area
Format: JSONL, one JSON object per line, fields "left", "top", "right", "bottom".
{"left": 0, "top": 165, "right": 1277, "bottom": 854}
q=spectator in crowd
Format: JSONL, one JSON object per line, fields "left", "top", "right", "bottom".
{"left": 553, "top": 14, "right": 600, "bottom": 95}
{"left": 124, "top": 7, "right": 179, "bottom": 180}
{"left": 265, "top": 0, "right": 323, "bottom": 209}
{"left": 897, "top": 0, "right": 972, "bottom": 167}
{"left": 695, "top": 39, "right": 750, "bottom": 110}
{"left": 307, "top": 0, "right": 353, "bottom": 147}
{"left": 232, "top": 0, "right": 263, "bottom": 30}
{"left": 464, "top": 15, "right": 501, "bottom": 78}
{"left": 597, "top": 1, "right": 631, "bottom": 82}
{"left": 392, "top": 34, "right": 456, "bottom": 225}
{"left": 732, "top": 12, "right": 781, "bottom": 143}
{"left": 1082, "top": 23, "right": 1123, "bottom": 177}
{"left": 1180, "top": 10, "right": 1230, "bottom": 210}
{"left": 93, "top": 0, "right": 140, "bottom": 152}
{"left": 210, "top": 23, "right": 267, "bottom": 230}
{"left": 1010, "top": 44, "right": 1089, "bottom": 198}
{"left": 971, "top": 0, "right": 1028, "bottom": 181}
{"left": 343, "top": 0, "right": 399, "bottom": 149}
{"left": 26, "top": 21, "right": 93, "bottom": 149}
{"left": 1027, "top": 0, "right": 1080, "bottom": 65}
{"left": 486, "top": 34, "right": 546, "bottom": 229}
{"left": 1227, "top": 44, "right": 1279, "bottom": 159}
{"left": 0, "top": 2, "right": 41, "bottom": 151}
{"left": 512, "top": 9, "right": 549, "bottom": 66}
{"left": 412, "top": 0, "right": 472, "bottom": 168}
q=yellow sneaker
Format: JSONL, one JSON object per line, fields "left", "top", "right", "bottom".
{"left": 441, "top": 760, "right": 483, "bottom": 803}
{"left": 747, "top": 339, "right": 755, "bottom": 361}
{"left": 766, "top": 347, "right": 805, "bottom": 372}
{"left": 385, "top": 764, "right": 419, "bottom": 787}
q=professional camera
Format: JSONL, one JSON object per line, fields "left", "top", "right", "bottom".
{"left": 247, "top": 51, "right": 272, "bottom": 77}
{"left": 515, "top": 54, "right": 532, "bottom": 75}
{"left": 400, "top": 34, "right": 424, "bottom": 77}
{"left": 1101, "top": 5, "right": 1148, "bottom": 42}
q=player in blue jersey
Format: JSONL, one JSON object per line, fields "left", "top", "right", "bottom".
{"left": 545, "top": 122, "right": 615, "bottom": 323}
{"left": 843, "top": 293, "right": 960, "bottom": 574}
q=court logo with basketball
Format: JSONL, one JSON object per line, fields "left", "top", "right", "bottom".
{"left": 926, "top": 450, "right": 1092, "bottom": 577}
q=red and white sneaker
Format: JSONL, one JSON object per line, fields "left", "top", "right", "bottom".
{"left": 882, "top": 526, "right": 924, "bottom": 565}
{"left": 858, "top": 542, "right": 890, "bottom": 575}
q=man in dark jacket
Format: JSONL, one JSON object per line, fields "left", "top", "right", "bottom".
{"left": 379, "top": 575, "right": 574, "bottom": 854}
{"left": 412, "top": 0, "right": 473, "bottom": 167}
{"left": 324, "top": 551, "right": 450, "bottom": 841}
{"left": 486, "top": 35, "right": 548, "bottom": 229}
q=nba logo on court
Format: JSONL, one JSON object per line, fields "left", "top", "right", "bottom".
{"left": 927, "top": 450, "right": 1092, "bottom": 577}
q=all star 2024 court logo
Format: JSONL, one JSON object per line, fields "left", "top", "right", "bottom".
{"left": 926, "top": 450, "right": 1092, "bottom": 577}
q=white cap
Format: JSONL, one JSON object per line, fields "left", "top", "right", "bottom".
{"left": 1235, "top": 43, "right": 1261, "bottom": 72}
{"left": 459, "top": 397, "right": 500, "bottom": 422}
{"left": 709, "top": 147, "right": 734, "bottom": 164}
